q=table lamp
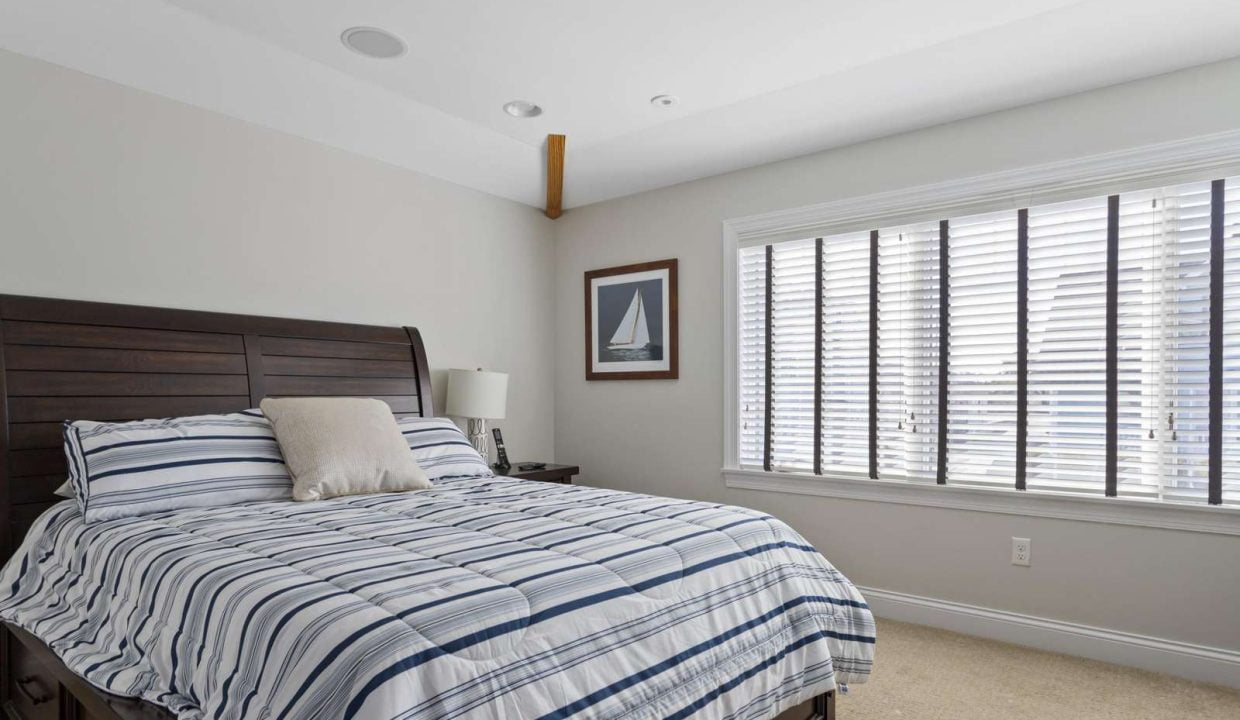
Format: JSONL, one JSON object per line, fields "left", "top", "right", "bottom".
{"left": 446, "top": 368, "right": 508, "bottom": 461}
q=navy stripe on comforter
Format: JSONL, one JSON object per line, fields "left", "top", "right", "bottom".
{"left": 0, "top": 476, "right": 874, "bottom": 719}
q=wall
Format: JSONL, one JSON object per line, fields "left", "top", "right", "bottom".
{"left": 554, "top": 57, "right": 1240, "bottom": 653}
{"left": 0, "top": 50, "right": 556, "bottom": 458}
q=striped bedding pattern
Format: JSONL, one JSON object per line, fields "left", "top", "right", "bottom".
{"left": 62, "top": 409, "right": 292, "bottom": 523}
{"left": 0, "top": 476, "right": 875, "bottom": 719}
{"left": 397, "top": 417, "right": 495, "bottom": 481}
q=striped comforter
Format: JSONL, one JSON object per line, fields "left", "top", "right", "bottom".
{"left": 0, "top": 476, "right": 875, "bottom": 719}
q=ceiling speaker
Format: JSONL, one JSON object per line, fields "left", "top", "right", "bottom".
{"left": 341, "top": 27, "right": 406, "bottom": 59}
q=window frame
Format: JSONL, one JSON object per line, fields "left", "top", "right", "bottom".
{"left": 721, "top": 130, "right": 1240, "bottom": 535}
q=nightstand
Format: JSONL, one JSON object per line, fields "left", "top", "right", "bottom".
{"left": 498, "top": 462, "right": 579, "bottom": 484}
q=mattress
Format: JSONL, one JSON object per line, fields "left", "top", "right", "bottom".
{"left": 0, "top": 476, "right": 875, "bottom": 719}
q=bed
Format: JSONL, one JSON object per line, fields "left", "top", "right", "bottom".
{"left": 0, "top": 295, "right": 874, "bottom": 720}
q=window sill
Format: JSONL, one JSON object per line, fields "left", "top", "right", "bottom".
{"left": 722, "top": 468, "right": 1240, "bottom": 536}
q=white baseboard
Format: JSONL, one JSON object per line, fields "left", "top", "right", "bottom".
{"left": 857, "top": 585, "right": 1240, "bottom": 690}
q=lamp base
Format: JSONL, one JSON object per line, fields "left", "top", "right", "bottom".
{"left": 466, "top": 417, "right": 489, "bottom": 461}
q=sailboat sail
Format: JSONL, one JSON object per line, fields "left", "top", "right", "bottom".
{"left": 608, "top": 289, "right": 651, "bottom": 349}
{"left": 631, "top": 294, "right": 650, "bottom": 347}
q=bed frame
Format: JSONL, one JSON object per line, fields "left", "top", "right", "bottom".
{"left": 0, "top": 294, "right": 835, "bottom": 720}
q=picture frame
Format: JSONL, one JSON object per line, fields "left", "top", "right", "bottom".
{"left": 584, "top": 258, "right": 678, "bottom": 380}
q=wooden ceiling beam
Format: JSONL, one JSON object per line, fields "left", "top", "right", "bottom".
{"left": 545, "top": 134, "right": 566, "bottom": 219}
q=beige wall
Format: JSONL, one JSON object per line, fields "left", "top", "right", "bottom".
{"left": 554, "top": 57, "right": 1240, "bottom": 650}
{"left": 0, "top": 49, "right": 556, "bottom": 458}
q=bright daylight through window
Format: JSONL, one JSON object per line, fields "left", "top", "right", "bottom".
{"left": 737, "top": 176, "right": 1240, "bottom": 506}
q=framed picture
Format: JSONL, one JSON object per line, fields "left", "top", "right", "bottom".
{"left": 585, "top": 258, "right": 678, "bottom": 380}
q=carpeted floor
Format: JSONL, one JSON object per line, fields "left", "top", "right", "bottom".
{"left": 835, "top": 620, "right": 1240, "bottom": 720}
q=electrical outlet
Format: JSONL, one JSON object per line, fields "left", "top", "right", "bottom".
{"left": 1011, "top": 537, "right": 1031, "bottom": 566}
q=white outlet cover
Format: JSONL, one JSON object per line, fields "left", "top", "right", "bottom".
{"left": 1012, "top": 537, "right": 1031, "bottom": 566}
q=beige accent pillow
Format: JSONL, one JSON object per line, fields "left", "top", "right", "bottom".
{"left": 260, "top": 397, "right": 431, "bottom": 501}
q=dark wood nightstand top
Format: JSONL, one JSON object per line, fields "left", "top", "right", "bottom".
{"left": 497, "top": 462, "right": 579, "bottom": 484}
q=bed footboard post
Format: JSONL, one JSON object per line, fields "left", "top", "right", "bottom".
{"left": 810, "top": 691, "right": 835, "bottom": 720}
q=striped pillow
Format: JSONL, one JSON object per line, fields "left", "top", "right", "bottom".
{"left": 64, "top": 410, "right": 293, "bottom": 524}
{"left": 396, "top": 416, "right": 494, "bottom": 481}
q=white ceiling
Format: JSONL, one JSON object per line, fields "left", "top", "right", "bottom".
{"left": 3, "top": 1, "right": 1240, "bottom": 209}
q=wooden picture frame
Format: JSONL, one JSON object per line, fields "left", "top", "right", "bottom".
{"left": 584, "top": 259, "right": 678, "bottom": 380}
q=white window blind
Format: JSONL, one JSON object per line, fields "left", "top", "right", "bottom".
{"left": 1025, "top": 196, "right": 1110, "bottom": 494}
{"left": 769, "top": 239, "right": 818, "bottom": 471}
{"left": 820, "top": 231, "right": 872, "bottom": 475}
{"left": 947, "top": 210, "right": 1019, "bottom": 488}
{"left": 876, "top": 223, "right": 940, "bottom": 483}
{"left": 1116, "top": 184, "right": 1212, "bottom": 503}
{"left": 735, "top": 174, "right": 1239, "bottom": 507}
{"left": 738, "top": 244, "right": 767, "bottom": 468}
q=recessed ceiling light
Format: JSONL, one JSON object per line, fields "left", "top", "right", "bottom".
{"left": 503, "top": 100, "right": 543, "bottom": 118}
{"left": 650, "top": 94, "right": 679, "bottom": 108}
{"left": 341, "top": 27, "right": 406, "bottom": 59}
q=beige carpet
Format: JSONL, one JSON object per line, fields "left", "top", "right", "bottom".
{"left": 835, "top": 620, "right": 1240, "bottom": 720}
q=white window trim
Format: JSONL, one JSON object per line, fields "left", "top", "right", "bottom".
{"left": 722, "top": 468, "right": 1240, "bottom": 536}
{"left": 721, "top": 129, "right": 1240, "bottom": 535}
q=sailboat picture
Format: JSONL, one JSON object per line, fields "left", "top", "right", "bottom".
{"left": 585, "top": 258, "right": 679, "bottom": 380}
{"left": 607, "top": 288, "right": 651, "bottom": 351}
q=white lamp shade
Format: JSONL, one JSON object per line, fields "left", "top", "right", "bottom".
{"left": 446, "top": 369, "right": 508, "bottom": 419}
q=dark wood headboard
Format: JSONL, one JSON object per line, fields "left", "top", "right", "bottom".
{"left": 0, "top": 294, "right": 434, "bottom": 558}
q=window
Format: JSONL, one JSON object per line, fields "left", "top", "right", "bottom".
{"left": 734, "top": 176, "right": 1240, "bottom": 506}
{"left": 820, "top": 231, "right": 872, "bottom": 475}
{"left": 769, "top": 239, "right": 817, "bottom": 471}
{"left": 1025, "top": 196, "right": 1110, "bottom": 495}
{"left": 876, "top": 222, "right": 941, "bottom": 483}
{"left": 947, "top": 210, "right": 1019, "bottom": 489}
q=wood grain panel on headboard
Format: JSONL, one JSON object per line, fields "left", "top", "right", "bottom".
{"left": 0, "top": 294, "right": 434, "bottom": 559}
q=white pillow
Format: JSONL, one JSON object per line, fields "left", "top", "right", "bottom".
{"left": 260, "top": 398, "right": 432, "bottom": 501}
{"left": 396, "top": 416, "right": 495, "bottom": 480}
{"left": 63, "top": 410, "right": 292, "bottom": 524}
